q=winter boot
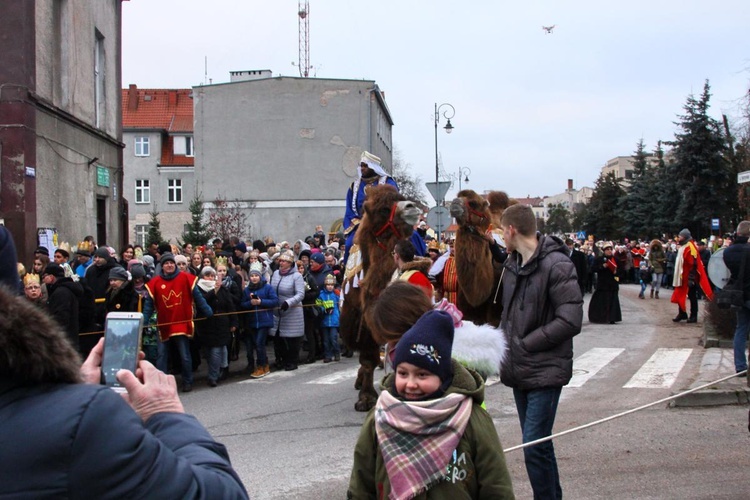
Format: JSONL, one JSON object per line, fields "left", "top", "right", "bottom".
{"left": 672, "top": 311, "right": 688, "bottom": 322}
{"left": 650, "top": 289, "right": 654, "bottom": 299}
{"left": 655, "top": 291, "right": 659, "bottom": 299}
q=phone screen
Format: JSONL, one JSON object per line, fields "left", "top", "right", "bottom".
{"left": 101, "top": 315, "right": 142, "bottom": 390}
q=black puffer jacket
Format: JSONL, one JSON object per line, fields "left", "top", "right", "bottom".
{"left": 500, "top": 234, "right": 583, "bottom": 390}
{"left": 722, "top": 236, "right": 750, "bottom": 299}
{"left": 47, "top": 277, "right": 83, "bottom": 349}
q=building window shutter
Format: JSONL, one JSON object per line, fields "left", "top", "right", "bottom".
{"left": 173, "top": 136, "right": 186, "bottom": 155}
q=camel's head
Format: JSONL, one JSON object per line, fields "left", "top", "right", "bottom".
{"left": 363, "top": 185, "right": 421, "bottom": 241}
{"left": 450, "top": 189, "right": 490, "bottom": 230}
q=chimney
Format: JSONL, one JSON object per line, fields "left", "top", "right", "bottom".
{"left": 567, "top": 179, "right": 573, "bottom": 191}
{"left": 127, "top": 84, "right": 138, "bottom": 111}
{"left": 168, "top": 90, "right": 178, "bottom": 106}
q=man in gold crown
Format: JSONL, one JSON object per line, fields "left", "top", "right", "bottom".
{"left": 143, "top": 253, "right": 214, "bottom": 392}
{"left": 74, "top": 241, "right": 94, "bottom": 278}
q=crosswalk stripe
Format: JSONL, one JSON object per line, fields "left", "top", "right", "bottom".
{"left": 306, "top": 368, "right": 360, "bottom": 385}
{"left": 623, "top": 348, "right": 692, "bottom": 388}
{"left": 568, "top": 348, "right": 625, "bottom": 388}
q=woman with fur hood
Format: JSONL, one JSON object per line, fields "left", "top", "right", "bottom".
{"left": 0, "top": 227, "right": 248, "bottom": 498}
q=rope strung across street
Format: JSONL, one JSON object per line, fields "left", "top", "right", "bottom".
{"left": 502, "top": 369, "right": 748, "bottom": 453}
{"left": 79, "top": 302, "right": 322, "bottom": 336}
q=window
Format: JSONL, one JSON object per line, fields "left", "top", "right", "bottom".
{"left": 94, "top": 30, "right": 105, "bottom": 128}
{"left": 135, "top": 179, "right": 150, "bottom": 204}
{"left": 168, "top": 178, "right": 183, "bottom": 203}
{"left": 135, "top": 225, "right": 149, "bottom": 247}
{"left": 173, "top": 135, "right": 194, "bottom": 156}
{"left": 135, "top": 137, "right": 150, "bottom": 157}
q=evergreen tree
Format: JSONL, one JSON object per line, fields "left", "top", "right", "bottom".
{"left": 545, "top": 203, "right": 572, "bottom": 235}
{"left": 146, "top": 209, "right": 165, "bottom": 246}
{"left": 583, "top": 171, "right": 626, "bottom": 241}
{"left": 651, "top": 140, "right": 677, "bottom": 236}
{"left": 180, "top": 194, "right": 212, "bottom": 247}
{"left": 620, "top": 139, "right": 656, "bottom": 239}
{"left": 665, "top": 80, "right": 730, "bottom": 237}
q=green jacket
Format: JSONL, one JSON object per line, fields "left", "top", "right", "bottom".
{"left": 347, "top": 360, "right": 515, "bottom": 499}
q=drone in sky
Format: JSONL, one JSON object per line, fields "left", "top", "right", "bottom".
{"left": 542, "top": 25, "right": 556, "bottom": 34}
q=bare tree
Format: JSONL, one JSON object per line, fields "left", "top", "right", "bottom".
{"left": 390, "top": 147, "right": 429, "bottom": 209}
{"left": 206, "top": 196, "right": 254, "bottom": 241}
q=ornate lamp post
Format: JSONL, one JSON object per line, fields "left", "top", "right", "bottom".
{"left": 434, "top": 103, "right": 455, "bottom": 241}
{"left": 457, "top": 166, "right": 471, "bottom": 192}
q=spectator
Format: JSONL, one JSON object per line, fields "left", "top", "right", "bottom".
{"left": 43, "top": 263, "right": 83, "bottom": 351}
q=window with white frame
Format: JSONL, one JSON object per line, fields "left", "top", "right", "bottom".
{"left": 173, "top": 135, "right": 194, "bottom": 156}
{"left": 134, "top": 179, "right": 150, "bottom": 204}
{"left": 168, "top": 178, "right": 183, "bottom": 203}
{"left": 135, "top": 225, "right": 149, "bottom": 247}
{"left": 135, "top": 137, "right": 150, "bottom": 157}
{"left": 94, "top": 30, "right": 105, "bottom": 128}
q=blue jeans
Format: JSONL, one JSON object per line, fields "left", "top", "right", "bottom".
{"left": 733, "top": 303, "right": 750, "bottom": 372}
{"left": 157, "top": 335, "right": 193, "bottom": 385}
{"left": 244, "top": 327, "right": 269, "bottom": 366}
{"left": 205, "top": 346, "right": 223, "bottom": 382}
{"left": 513, "top": 387, "right": 563, "bottom": 500}
{"left": 321, "top": 327, "right": 340, "bottom": 360}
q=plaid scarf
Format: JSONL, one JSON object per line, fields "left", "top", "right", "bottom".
{"left": 375, "top": 390, "right": 472, "bottom": 500}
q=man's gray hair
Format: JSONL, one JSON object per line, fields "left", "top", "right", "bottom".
{"left": 736, "top": 221, "right": 750, "bottom": 237}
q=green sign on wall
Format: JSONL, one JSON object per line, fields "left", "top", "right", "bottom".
{"left": 96, "top": 166, "right": 110, "bottom": 187}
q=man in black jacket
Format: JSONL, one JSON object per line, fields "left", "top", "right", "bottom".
{"left": 43, "top": 263, "right": 83, "bottom": 350}
{"left": 723, "top": 221, "right": 750, "bottom": 375}
{"left": 498, "top": 204, "right": 583, "bottom": 500}
{"left": 566, "top": 238, "right": 588, "bottom": 296}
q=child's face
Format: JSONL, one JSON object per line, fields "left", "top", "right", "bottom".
{"left": 395, "top": 362, "right": 441, "bottom": 400}
{"left": 325, "top": 284, "right": 335, "bottom": 292}
{"left": 249, "top": 274, "right": 261, "bottom": 284}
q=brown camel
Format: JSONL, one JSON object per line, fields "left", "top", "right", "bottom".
{"left": 339, "top": 185, "right": 421, "bottom": 411}
{"left": 449, "top": 190, "right": 514, "bottom": 326}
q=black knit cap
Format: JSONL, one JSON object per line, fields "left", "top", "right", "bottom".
{"left": 393, "top": 310, "right": 454, "bottom": 385}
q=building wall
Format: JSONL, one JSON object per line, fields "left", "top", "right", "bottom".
{"left": 122, "top": 131, "right": 193, "bottom": 245}
{"left": 194, "top": 76, "right": 393, "bottom": 242}
{"left": 0, "top": 0, "right": 123, "bottom": 260}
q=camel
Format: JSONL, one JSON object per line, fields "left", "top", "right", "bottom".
{"left": 449, "top": 190, "right": 514, "bottom": 327}
{"left": 340, "top": 184, "right": 421, "bottom": 411}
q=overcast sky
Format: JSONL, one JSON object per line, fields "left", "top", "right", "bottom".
{"left": 122, "top": 0, "right": 750, "bottom": 200}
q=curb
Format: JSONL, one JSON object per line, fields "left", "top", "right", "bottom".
{"left": 670, "top": 386, "right": 750, "bottom": 407}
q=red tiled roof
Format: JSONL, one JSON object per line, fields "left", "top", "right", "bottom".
{"left": 160, "top": 136, "right": 194, "bottom": 167}
{"left": 123, "top": 85, "right": 194, "bottom": 167}
{"left": 122, "top": 86, "right": 193, "bottom": 131}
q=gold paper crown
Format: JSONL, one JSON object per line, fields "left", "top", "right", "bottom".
{"left": 23, "top": 273, "right": 40, "bottom": 286}
{"left": 324, "top": 274, "right": 336, "bottom": 285}
{"left": 76, "top": 240, "right": 93, "bottom": 255}
{"left": 215, "top": 256, "right": 229, "bottom": 267}
{"left": 427, "top": 240, "right": 440, "bottom": 251}
{"left": 17, "top": 263, "right": 26, "bottom": 277}
{"left": 56, "top": 241, "right": 72, "bottom": 256}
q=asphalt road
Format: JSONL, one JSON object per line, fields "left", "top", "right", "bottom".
{"left": 183, "top": 284, "right": 750, "bottom": 499}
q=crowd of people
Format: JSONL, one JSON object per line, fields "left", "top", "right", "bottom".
{"left": 16, "top": 229, "right": 354, "bottom": 393}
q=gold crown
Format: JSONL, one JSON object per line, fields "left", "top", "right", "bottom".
{"left": 23, "top": 273, "right": 40, "bottom": 286}
{"left": 76, "top": 241, "right": 93, "bottom": 254}
{"left": 215, "top": 256, "right": 229, "bottom": 267}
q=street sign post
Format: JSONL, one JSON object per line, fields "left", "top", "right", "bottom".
{"left": 425, "top": 181, "right": 452, "bottom": 204}
{"left": 426, "top": 206, "right": 452, "bottom": 235}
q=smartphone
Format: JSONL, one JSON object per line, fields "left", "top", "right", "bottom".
{"left": 101, "top": 312, "right": 143, "bottom": 392}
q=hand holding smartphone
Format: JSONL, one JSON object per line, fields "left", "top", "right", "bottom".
{"left": 101, "top": 312, "right": 143, "bottom": 393}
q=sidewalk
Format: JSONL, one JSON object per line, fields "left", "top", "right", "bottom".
{"left": 617, "top": 283, "right": 749, "bottom": 407}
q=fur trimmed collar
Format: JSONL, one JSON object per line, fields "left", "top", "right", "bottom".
{"left": 0, "top": 286, "right": 82, "bottom": 386}
{"left": 400, "top": 256, "right": 432, "bottom": 275}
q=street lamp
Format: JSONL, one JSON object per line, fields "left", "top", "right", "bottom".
{"left": 457, "top": 166, "right": 471, "bottom": 192}
{"left": 434, "top": 102, "right": 455, "bottom": 241}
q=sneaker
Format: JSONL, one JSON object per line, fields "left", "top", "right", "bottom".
{"left": 673, "top": 312, "right": 688, "bottom": 322}
{"left": 263, "top": 364, "right": 270, "bottom": 375}
{"left": 250, "top": 366, "right": 266, "bottom": 379}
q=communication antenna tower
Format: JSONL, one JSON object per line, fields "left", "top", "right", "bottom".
{"left": 298, "top": 1, "right": 310, "bottom": 77}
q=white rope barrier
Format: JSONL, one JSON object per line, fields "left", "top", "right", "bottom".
{"left": 502, "top": 370, "right": 748, "bottom": 453}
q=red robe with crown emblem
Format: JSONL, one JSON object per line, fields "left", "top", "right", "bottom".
{"left": 145, "top": 272, "right": 198, "bottom": 341}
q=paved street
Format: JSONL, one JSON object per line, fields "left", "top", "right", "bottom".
{"left": 183, "top": 285, "right": 750, "bottom": 499}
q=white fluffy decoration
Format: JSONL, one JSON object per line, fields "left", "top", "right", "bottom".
{"left": 451, "top": 320, "right": 508, "bottom": 379}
